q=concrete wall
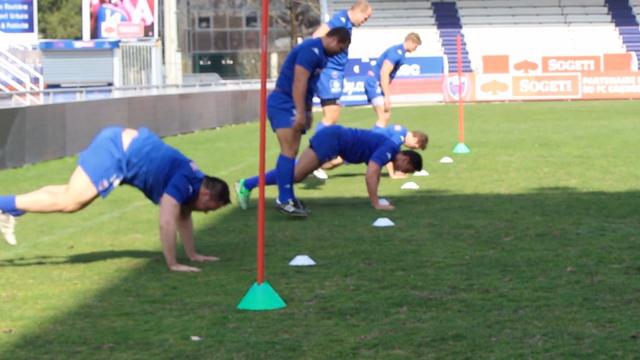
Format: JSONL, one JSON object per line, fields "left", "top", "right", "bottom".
{"left": 0, "top": 89, "right": 260, "bottom": 169}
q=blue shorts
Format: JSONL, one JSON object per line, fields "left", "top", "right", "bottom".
{"left": 314, "top": 68, "right": 344, "bottom": 101}
{"left": 78, "top": 126, "right": 126, "bottom": 198}
{"left": 365, "top": 76, "right": 384, "bottom": 103}
{"left": 267, "top": 91, "right": 296, "bottom": 132}
{"left": 309, "top": 126, "right": 342, "bottom": 163}
{"left": 267, "top": 90, "right": 311, "bottom": 133}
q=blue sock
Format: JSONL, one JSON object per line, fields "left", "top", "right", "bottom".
{"left": 243, "top": 170, "right": 278, "bottom": 191}
{"left": 276, "top": 154, "right": 296, "bottom": 204}
{"left": 0, "top": 195, "right": 24, "bottom": 216}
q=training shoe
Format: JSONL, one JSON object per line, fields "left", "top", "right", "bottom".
{"left": 0, "top": 211, "right": 17, "bottom": 245}
{"left": 235, "top": 180, "right": 251, "bottom": 210}
{"left": 313, "top": 168, "right": 329, "bottom": 180}
{"left": 293, "top": 198, "right": 311, "bottom": 214}
{"left": 276, "top": 199, "right": 308, "bottom": 218}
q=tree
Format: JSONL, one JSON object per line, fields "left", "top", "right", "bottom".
{"left": 39, "top": 0, "right": 83, "bottom": 39}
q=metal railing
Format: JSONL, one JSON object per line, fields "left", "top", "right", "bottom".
{"left": 0, "top": 79, "right": 275, "bottom": 109}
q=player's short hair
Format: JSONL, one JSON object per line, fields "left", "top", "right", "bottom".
{"left": 202, "top": 176, "right": 231, "bottom": 205}
{"left": 351, "top": 0, "right": 371, "bottom": 11}
{"left": 411, "top": 131, "right": 428, "bottom": 150}
{"left": 326, "top": 27, "right": 352, "bottom": 46}
{"left": 405, "top": 32, "right": 422, "bottom": 45}
{"left": 401, "top": 150, "right": 423, "bottom": 172}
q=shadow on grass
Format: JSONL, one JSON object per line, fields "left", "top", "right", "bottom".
{"left": 0, "top": 250, "right": 157, "bottom": 267}
{"left": 2, "top": 189, "right": 640, "bottom": 358}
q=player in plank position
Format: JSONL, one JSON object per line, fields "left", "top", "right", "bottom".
{"left": 235, "top": 125, "right": 423, "bottom": 215}
{"left": 0, "top": 126, "right": 230, "bottom": 273}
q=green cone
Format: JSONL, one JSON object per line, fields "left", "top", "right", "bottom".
{"left": 237, "top": 281, "right": 287, "bottom": 311}
{"left": 453, "top": 142, "right": 471, "bottom": 154}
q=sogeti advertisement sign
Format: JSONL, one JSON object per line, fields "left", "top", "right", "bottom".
{"left": 0, "top": 0, "right": 36, "bottom": 34}
{"left": 86, "top": 0, "right": 157, "bottom": 40}
{"left": 338, "top": 56, "right": 445, "bottom": 106}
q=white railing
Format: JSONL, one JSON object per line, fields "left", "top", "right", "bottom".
{"left": 0, "top": 79, "right": 275, "bottom": 109}
{"left": 0, "top": 31, "right": 44, "bottom": 105}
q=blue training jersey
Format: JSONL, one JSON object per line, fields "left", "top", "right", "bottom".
{"left": 325, "top": 10, "right": 353, "bottom": 71}
{"left": 275, "top": 37, "right": 329, "bottom": 102}
{"left": 123, "top": 128, "right": 204, "bottom": 205}
{"left": 371, "top": 124, "right": 408, "bottom": 147}
{"left": 374, "top": 44, "right": 407, "bottom": 82}
{"left": 334, "top": 126, "right": 400, "bottom": 167}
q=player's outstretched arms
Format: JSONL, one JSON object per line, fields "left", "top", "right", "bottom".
{"left": 159, "top": 194, "right": 201, "bottom": 272}
{"left": 366, "top": 162, "right": 395, "bottom": 211}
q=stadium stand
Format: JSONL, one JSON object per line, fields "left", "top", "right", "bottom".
{"left": 328, "top": 0, "right": 635, "bottom": 72}
{"left": 608, "top": 0, "right": 640, "bottom": 68}
{"left": 329, "top": 0, "right": 436, "bottom": 27}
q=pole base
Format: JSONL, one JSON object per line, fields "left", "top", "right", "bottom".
{"left": 453, "top": 142, "right": 471, "bottom": 154}
{"left": 237, "top": 281, "right": 287, "bottom": 311}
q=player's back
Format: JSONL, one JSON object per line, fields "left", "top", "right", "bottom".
{"left": 371, "top": 124, "right": 408, "bottom": 147}
{"left": 123, "top": 128, "right": 201, "bottom": 204}
{"left": 325, "top": 10, "right": 353, "bottom": 70}
{"left": 335, "top": 126, "right": 396, "bottom": 164}
{"left": 374, "top": 44, "right": 406, "bottom": 81}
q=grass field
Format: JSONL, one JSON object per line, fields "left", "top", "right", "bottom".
{"left": 1, "top": 100, "right": 639, "bottom": 359}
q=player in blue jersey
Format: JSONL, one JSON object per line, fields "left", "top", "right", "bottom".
{"left": 312, "top": 0, "right": 372, "bottom": 129}
{"left": 366, "top": 32, "right": 422, "bottom": 127}
{"left": 371, "top": 124, "right": 427, "bottom": 178}
{"left": 310, "top": 0, "right": 372, "bottom": 180}
{"left": 320, "top": 124, "right": 427, "bottom": 179}
{"left": 235, "top": 125, "right": 422, "bottom": 213}
{"left": 248, "top": 27, "right": 351, "bottom": 217}
{"left": 0, "top": 127, "right": 230, "bottom": 273}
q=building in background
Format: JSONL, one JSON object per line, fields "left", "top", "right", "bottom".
{"left": 179, "top": 0, "right": 320, "bottom": 79}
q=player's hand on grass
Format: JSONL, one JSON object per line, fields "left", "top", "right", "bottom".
{"left": 189, "top": 254, "right": 219, "bottom": 262}
{"left": 169, "top": 263, "right": 202, "bottom": 272}
{"left": 389, "top": 172, "right": 408, "bottom": 179}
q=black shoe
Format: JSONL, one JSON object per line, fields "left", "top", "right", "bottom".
{"left": 276, "top": 199, "right": 308, "bottom": 217}
{"left": 293, "top": 198, "right": 311, "bottom": 214}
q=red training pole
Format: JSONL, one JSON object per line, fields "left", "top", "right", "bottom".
{"left": 256, "top": 0, "right": 270, "bottom": 285}
{"left": 456, "top": 34, "right": 465, "bottom": 144}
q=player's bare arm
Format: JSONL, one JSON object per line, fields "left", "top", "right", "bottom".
{"left": 292, "top": 65, "right": 312, "bottom": 132}
{"left": 380, "top": 60, "right": 395, "bottom": 112}
{"left": 159, "top": 194, "right": 201, "bottom": 272}
{"left": 366, "top": 161, "right": 394, "bottom": 211}
{"left": 177, "top": 209, "right": 219, "bottom": 263}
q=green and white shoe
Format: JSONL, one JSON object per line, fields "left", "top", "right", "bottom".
{"left": 235, "top": 180, "right": 251, "bottom": 210}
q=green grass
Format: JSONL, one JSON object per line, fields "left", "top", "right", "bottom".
{"left": 1, "top": 100, "right": 639, "bottom": 358}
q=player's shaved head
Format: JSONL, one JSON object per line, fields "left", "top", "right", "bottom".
{"left": 351, "top": 0, "right": 371, "bottom": 11}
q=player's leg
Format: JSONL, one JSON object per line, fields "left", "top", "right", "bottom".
{"left": 267, "top": 93, "right": 308, "bottom": 216}
{"left": 274, "top": 127, "right": 304, "bottom": 215}
{"left": 235, "top": 170, "right": 278, "bottom": 210}
{"left": 294, "top": 148, "right": 322, "bottom": 182}
{"left": 311, "top": 105, "right": 337, "bottom": 181}
{"left": 0, "top": 166, "right": 98, "bottom": 245}
{"left": 365, "top": 77, "right": 390, "bottom": 127}
{"left": 15, "top": 166, "right": 99, "bottom": 213}
{"left": 371, "top": 98, "right": 390, "bottom": 128}
{"left": 321, "top": 156, "right": 345, "bottom": 170}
